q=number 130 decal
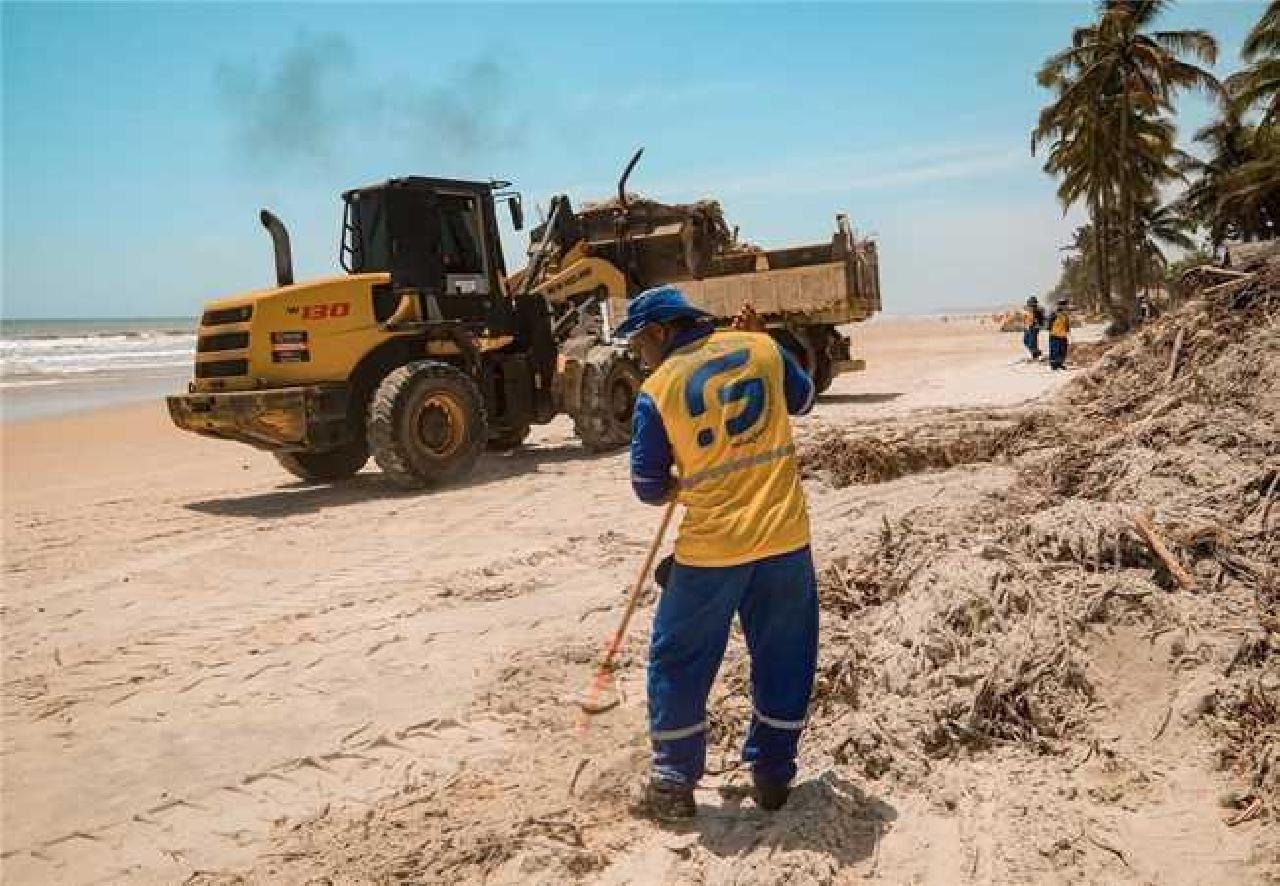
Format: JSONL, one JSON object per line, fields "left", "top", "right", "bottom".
{"left": 301, "top": 302, "right": 351, "bottom": 320}
{"left": 684, "top": 349, "right": 766, "bottom": 447}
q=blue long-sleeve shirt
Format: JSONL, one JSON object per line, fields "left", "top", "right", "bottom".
{"left": 630, "top": 327, "right": 816, "bottom": 504}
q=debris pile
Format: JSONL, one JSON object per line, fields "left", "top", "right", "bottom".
{"left": 799, "top": 254, "right": 1278, "bottom": 811}
{"left": 198, "top": 253, "right": 1277, "bottom": 886}
{"left": 801, "top": 411, "right": 1025, "bottom": 488}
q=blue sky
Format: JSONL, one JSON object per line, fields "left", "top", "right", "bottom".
{"left": 1, "top": 1, "right": 1266, "bottom": 318}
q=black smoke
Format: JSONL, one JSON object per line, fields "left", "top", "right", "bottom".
{"left": 216, "top": 33, "right": 526, "bottom": 171}
{"left": 215, "top": 34, "right": 355, "bottom": 166}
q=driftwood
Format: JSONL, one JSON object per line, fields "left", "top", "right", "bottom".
{"left": 1165, "top": 328, "right": 1185, "bottom": 386}
{"left": 1199, "top": 267, "right": 1254, "bottom": 281}
{"left": 1259, "top": 470, "right": 1279, "bottom": 532}
{"left": 1204, "top": 272, "right": 1258, "bottom": 296}
{"left": 1133, "top": 512, "right": 1197, "bottom": 590}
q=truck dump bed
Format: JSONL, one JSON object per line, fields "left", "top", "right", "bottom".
{"left": 681, "top": 219, "right": 881, "bottom": 326}
{"left": 530, "top": 194, "right": 881, "bottom": 327}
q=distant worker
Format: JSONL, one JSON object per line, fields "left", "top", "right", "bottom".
{"left": 1023, "top": 296, "right": 1045, "bottom": 360}
{"left": 1047, "top": 297, "right": 1071, "bottom": 370}
{"left": 619, "top": 285, "right": 818, "bottom": 822}
{"left": 1137, "top": 293, "right": 1155, "bottom": 325}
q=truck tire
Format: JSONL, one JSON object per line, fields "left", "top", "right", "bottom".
{"left": 274, "top": 441, "right": 369, "bottom": 484}
{"left": 573, "top": 348, "right": 643, "bottom": 453}
{"left": 806, "top": 328, "right": 835, "bottom": 395}
{"left": 367, "top": 361, "right": 487, "bottom": 489}
{"left": 486, "top": 424, "right": 531, "bottom": 451}
{"left": 812, "top": 353, "right": 834, "bottom": 395}
{"left": 775, "top": 326, "right": 835, "bottom": 396}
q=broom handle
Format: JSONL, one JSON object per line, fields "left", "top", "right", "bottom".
{"left": 600, "top": 498, "right": 678, "bottom": 669}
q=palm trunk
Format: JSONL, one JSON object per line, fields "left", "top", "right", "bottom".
{"left": 1100, "top": 184, "right": 1122, "bottom": 330}
{"left": 1115, "top": 95, "right": 1137, "bottom": 335}
{"left": 1090, "top": 190, "right": 1114, "bottom": 319}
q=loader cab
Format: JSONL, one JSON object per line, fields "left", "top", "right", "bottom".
{"left": 340, "top": 176, "right": 522, "bottom": 330}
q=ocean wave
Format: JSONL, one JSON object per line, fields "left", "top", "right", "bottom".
{"left": 1, "top": 329, "right": 196, "bottom": 379}
{"left": 2, "top": 329, "right": 193, "bottom": 341}
{"left": 2, "top": 355, "right": 193, "bottom": 376}
{"left": 0, "top": 332, "right": 196, "bottom": 355}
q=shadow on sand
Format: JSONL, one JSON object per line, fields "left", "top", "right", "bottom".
{"left": 184, "top": 440, "right": 614, "bottom": 519}
{"left": 680, "top": 771, "right": 897, "bottom": 872}
{"left": 818, "top": 392, "right": 904, "bottom": 406}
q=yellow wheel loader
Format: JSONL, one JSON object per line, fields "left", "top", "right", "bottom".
{"left": 168, "top": 174, "right": 643, "bottom": 487}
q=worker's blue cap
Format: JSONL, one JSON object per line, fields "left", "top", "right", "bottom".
{"left": 614, "top": 285, "right": 711, "bottom": 338}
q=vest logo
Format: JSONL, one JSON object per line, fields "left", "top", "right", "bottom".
{"left": 683, "top": 348, "right": 767, "bottom": 448}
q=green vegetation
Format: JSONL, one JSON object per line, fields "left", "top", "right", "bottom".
{"left": 1034, "top": 1, "right": 1280, "bottom": 334}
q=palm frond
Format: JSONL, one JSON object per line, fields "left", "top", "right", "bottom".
{"left": 1149, "top": 29, "right": 1218, "bottom": 65}
{"left": 1242, "top": 1, "right": 1280, "bottom": 60}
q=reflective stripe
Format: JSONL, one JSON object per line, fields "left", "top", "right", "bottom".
{"left": 679, "top": 444, "right": 796, "bottom": 490}
{"left": 652, "top": 720, "right": 708, "bottom": 742}
{"left": 753, "top": 708, "right": 807, "bottom": 731}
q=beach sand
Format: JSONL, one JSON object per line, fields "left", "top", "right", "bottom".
{"left": 3, "top": 318, "right": 1112, "bottom": 884}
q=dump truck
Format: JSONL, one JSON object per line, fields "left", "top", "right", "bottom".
{"left": 166, "top": 151, "right": 881, "bottom": 487}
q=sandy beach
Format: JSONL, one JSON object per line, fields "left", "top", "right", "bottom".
{"left": 9, "top": 314, "right": 1269, "bottom": 886}
{"left": 0, "top": 317, "right": 1073, "bottom": 883}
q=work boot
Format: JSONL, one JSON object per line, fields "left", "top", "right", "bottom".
{"left": 635, "top": 778, "right": 696, "bottom": 822}
{"left": 752, "top": 776, "right": 791, "bottom": 812}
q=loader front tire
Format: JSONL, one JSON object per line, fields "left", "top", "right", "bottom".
{"left": 274, "top": 441, "right": 369, "bottom": 484}
{"left": 368, "top": 361, "right": 487, "bottom": 489}
{"left": 573, "top": 348, "right": 643, "bottom": 453}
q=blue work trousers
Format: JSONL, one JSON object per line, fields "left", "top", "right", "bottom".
{"left": 1048, "top": 335, "right": 1068, "bottom": 369}
{"left": 647, "top": 545, "right": 819, "bottom": 788}
{"left": 1022, "top": 327, "right": 1041, "bottom": 359}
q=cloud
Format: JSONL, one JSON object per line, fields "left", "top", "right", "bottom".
{"left": 566, "top": 80, "right": 754, "bottom": 112}
{"left": 647, "top": 143, "right": 1028, "bottom": 200}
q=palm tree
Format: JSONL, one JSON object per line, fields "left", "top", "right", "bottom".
{"left": 1179, "top": 105, "right": 1278, "bottom": 245}
{"left": 1227, "top": 1, "right": 1280, "bottom": 125}
{"left": 1136, "top": 198, "right": 1196, "bottom": 291}
{"left": 1034, "top": 0, "right": 1220, "bottom": 333}
{"left": 1053, "top": 224, "right": 1106, "bottom": 315}
{"left": 1034, "top": 96, "right": 1118, "bottom": 318}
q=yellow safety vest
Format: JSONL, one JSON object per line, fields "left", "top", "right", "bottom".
{"left": 1050, "top": 311, "right": 1070, "bottom": 337}
{"left": 642, "top": 329, "right": 810, "bottom": 567}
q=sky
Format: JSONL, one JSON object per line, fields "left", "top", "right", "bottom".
{"left": 0, "top": 0, "right": 1267, "bottom": 319}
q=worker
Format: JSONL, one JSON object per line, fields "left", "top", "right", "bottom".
{"left": 618, "top": 284, "right": 819, "bottom": 822}
{"left": 1047, "top": 297, "right": 1071, "bottom": 370}
{"left": 1022, "top": 296, "right": 1045, "bottom": 360}
{"left": 1137, "top": 293, "right": 1155, "bottom": 325}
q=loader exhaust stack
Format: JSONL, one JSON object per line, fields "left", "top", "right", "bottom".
{"left": 259, "top": 209, "right": 294, "bottom": 288}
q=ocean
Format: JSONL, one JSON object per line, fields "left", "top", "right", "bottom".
{"left": 1, "top": 318, "right": 197, "bottom": 421}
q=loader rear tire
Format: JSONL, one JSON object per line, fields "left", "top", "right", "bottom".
{"left": 368, "top": 361, "right": 487, "bottom": 489}
{"left": 274, "top": 441, "right": 369, "bottom": 484}
{"left": 486, "top": 424, "right": 531, "bottom": 451}
{"left": 573, "top": 348, "right": 643, "bottom": 453}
